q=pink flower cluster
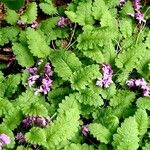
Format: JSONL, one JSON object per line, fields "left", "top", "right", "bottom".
{"left": 96, "top": 64, "right": 113, "bottom": 88}
{"left": 126, "top": 78, "right": 150, "bottom": 96}
{"left": 57, "top": 17, "right": 69, "bottom": 28}
{"left": 16, "top": 132, "right": 26, "bottom": 144}
{"left": 28, "top": 62, "right": 53, "bottom": 95}
{"left": 22, "top": 116, "right": 51, "bottom": 128}
{"left": 119, "top": 0, "right": 126, "bottom": 6}
{"left": 133, "top": 0, "right": 146, "bottom": 24}
{"left": 82, "top": 125, "right": 89, "bottom": 137}
{"left": 0, "top": 134, "right": 11, "bottom": 149}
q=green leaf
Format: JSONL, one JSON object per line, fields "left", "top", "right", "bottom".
{"left": 113, "top": 117, "right": 139, "bottom": 150}
{"left": 6, "top": 8, "right": 18, "bottom": 25}
{"left": 0, "top": 26, "right": 20, "bottom": 46}
{"left": 25, "top": 127, "right": 46, "bottom": 145}
{"left": 2, "top": 109, "right": 23, "bottom": 130}
{"left": 146, "top": 31, "right": 150, "bottom": 49}
{"left": 22, "top": 102, "right": 48, "bottom": 117}
{"left": 136, "top": 97, "right": 150, "bottom": 110}
{"left": 64, "top": 143, "right": 95, "bottom": 150}
{"left": 89, "top": 123, "right": 111, "bottom": 144}
{"left": 75, "top": 88, "right": 103, "bottom": 107}
{"left": 39, "top": 1, "right": 57, "bottom": 15}
{"left": 4, "top": 74, "right": 21, "bottom": 98}
{"left": 21, "top": 2, "right": 37, "bottom": 23}
{"left": 26, "top": 28, "right": 51, "bottom": 58}
{"left": 71, "top": 64, "right": 100, "bottom": 91}
{"left": 49, "top": 50, "right": 82, "bottom": 81}
{"left": 65, "top": 0, "right": 94, "bottom": 26}
{"left": 142, "top": 142, "right": 150, "bottom": 150}
{"left": 2, "top": 0, "right": 25, "bottom": 10}
{"left": 12, "top": 43, "right": 34, "bottom": 67}
{"left": 134, "top": 109, "right": 149, "bottom": 138}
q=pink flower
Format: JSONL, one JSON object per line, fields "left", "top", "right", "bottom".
{"left": 133, "top": 0, "right": 146, "bottom": 23}
{"left": 28, "top": 75, "right": 39, "bottom": 87}
{"left": 82, "top": 125, "right": 89, "bottom": 137}
{"left": 96, "top": 64, "right": 113, "bottom": 88}
{"left": 31, "top": 21, "right": 38, "bottom": 29}
{"left": 16, "top": 132, "right": 26, "bottom": 143}
{"left": 0, "top": 134, "right": 11, "bottom": 145}
{"left": 127, "top": 78, "right": 150, "bottom": 97}
{"left": 120, "top": 0, "right": 126, "bottom": 6}
{"left": 57, "top": 17, "right": 69, "bottom": 28}
{"left": 28, "top": 67, "right": 38, "bottom": 75}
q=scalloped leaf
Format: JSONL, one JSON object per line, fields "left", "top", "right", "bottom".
{"left": 39, "top": 1, "right": 57, "bottom": 15}
{"left": 65, "top": 0, "right": 94, "bottom": 26}
{"left": 136, "top": 97, "right": 150, "bottom": 110}
{"left": 26, "top": 28, "right": 51, "bottom": 58}
{"left": 49, "top": 50, "right": 82, "bottom": 81}
{"left": 22, "top": 102, "right": 48, "bottom": 117}
{"left": 89, "top": 123, "right": 111, "bottom": 144}
{"left": 12, "top": 43, "right": 34, "bottom": 67}
{"left": 4, "top": 74, "right": 21, "bottom": 98}
{"left": 113, "top": 117, "right": 139, "bottom": 150}
{"left": 134, "top": 109, "right": 149, "bottom": 138}
{"left": 21, "top": 2, "right": 37, "bottom": 23}
{"left": 0, "top": 27, "right": 20, "bottom": 46}
{"left": 6, "top": 8, "right": 18, "bottom": 25}
{"left": 70, "top": 64, "right": 100, "bottom": 90}
{"left": 25, "top": 127, "right": 46, "bottom": 145}
{"left": 75, "top": 88, "right": 103, "bottom": 107}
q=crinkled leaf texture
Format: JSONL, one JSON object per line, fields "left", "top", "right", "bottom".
{"left": 113, "top": 117, "right": 139, "bottom": 150}
{"left": 89, "top": 123, "right": 111, "bottom": 144}
{"left": 45, "top": 94, "right": 80, "bottom": 149}
{"left": 70, "top": 64, "right": 100, "bottom": 91}
{"left": 49, "top": 50, "right": 82, "bottom": 81}
{"left": 26, "top": 28, "right": 51, "bottom": 58}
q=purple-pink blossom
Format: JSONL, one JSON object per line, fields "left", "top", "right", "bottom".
{"left": 0, "top": 134, "right": 11, "bottom": 149}
{"left": 96, "top": 64, "right": 113, "bottom": 88}
{"left": 133, "top": 0, "right": 146, "bottom": 24}
{"left": 57, "top": 17, "right": 69, "bottom": 28}
{"left": 16, "top": 132, "right": 26, "bottom": 143}
{"left": 119, "top": 0, "right": 126, "bottom": 6}
{"left": 82, "top": 125, "right": 89, "bottom": 137}
{"left": 31, "top": 21, "right": 38, "bottom": 29}
{"left": 126, "top": 78, "right": 150, "bottom": 96}
{"left": 22, "top": 116, "right": 51, "bottom": 128}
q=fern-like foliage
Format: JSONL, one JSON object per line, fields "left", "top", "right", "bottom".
{"left": 75, "top": 88, "right": 103, "bottom": 107}
{"left": 116, "top": 43, "right": 147, "bottom": 84}
{"left": 113, "top": 117, "right": 139, "bottom": 150}
{"left": 64, "top": 143, "right": 95, "bottom": 150}
{"left": 89, "top": 123, "right": 111, "bottom": 144}
{"left": 39, "top": 0, "right": 57, "bottom": 15}
{"left": 45, "top": 94, "right": 80, "bottom": 149}
{"left": 21, "top": 2, "right": 37, "bottom": 23}
{"left": 26, "top": 28, "right": 51, "bottom": 58}
{"left": 70, "top": 64, "right": 100, "bottom": 90}
{"left": 0, "top": 27, "right": 20, "bottom": 46}
{"left": 2, "top": 109, "right": 23, "bottom": 130}
{"left": 65, "top": 0, "right": 94, "bottom": 26}
{"left": 3, "top": 74, "right": 21, "bottom": 98}
{"left": 49, "top": 50, "right": 82, "bottom": 81}
{"left": 109, "top": 90, "right": 135, "bottom": 118}
{"left": 0, "top": 98, "right": 14, "bottom": 116}
{"left": 6, "top": 8, "right": 18, "bottom": 25}
{"left": 12, "top": 43, "right": 34, "bottom": 67}
{"left": 134, "top": 109, "right": 149, "bottom": 140}
{"left": 22, "top": 102, "right": 49, "bottom": 117}
{"left": 136, "top": 97, "right": 150, "bottom": 110}
{"left": 25, "top": 127, "right": 46, "bottom": 146}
